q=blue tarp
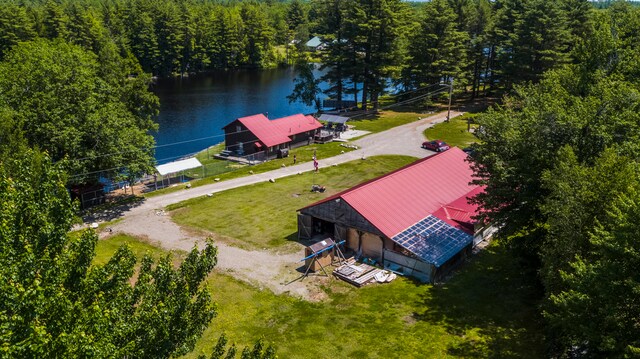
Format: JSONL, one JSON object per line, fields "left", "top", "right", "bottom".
{"left": 392, "top": 215, "right": 473, "bottom": 267}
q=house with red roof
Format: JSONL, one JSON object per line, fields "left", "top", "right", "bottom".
{"left": 298, "top": 147, "right": 492, "bottom": 283}
{"left": 223, "top": 113, "right": 322, "bottom": 159}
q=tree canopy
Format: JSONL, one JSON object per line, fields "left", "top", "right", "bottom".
{"left": 0, "top": 150, "right": 217, "bottom": 357}
{"left": 469, "top": 3, "right": 640, "bottom": 356}
{"left": 0, "top": 39, "right": 158, "bottom": 184}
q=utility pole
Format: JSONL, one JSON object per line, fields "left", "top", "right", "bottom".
{"left": 446, "top": 77, "right": 454, "bottom": 122}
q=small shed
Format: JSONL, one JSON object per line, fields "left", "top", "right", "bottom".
{"left": 304, "top": 238, "right": 336, "bottom": 272}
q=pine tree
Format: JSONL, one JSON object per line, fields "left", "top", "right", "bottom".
{"left": 403, "top": 0, "right": 468, "bottom": 90}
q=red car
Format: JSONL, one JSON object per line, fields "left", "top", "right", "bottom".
{"left": 422, "top": 140, "right": 450, "bottom": 152}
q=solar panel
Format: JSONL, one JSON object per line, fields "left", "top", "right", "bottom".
{"left": 392, "top": 215, "right": 473, "bottom": 267}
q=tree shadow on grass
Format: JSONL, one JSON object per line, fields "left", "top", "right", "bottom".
{"left": 81, "top": 195, "right": 145, "bottom": 224}
{"left": 416, "top": 244, "right": 545, "bottom": 358}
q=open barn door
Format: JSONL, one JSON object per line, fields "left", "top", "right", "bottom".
{"left": 298, "top": 214, "right": 313, "bottom": 240}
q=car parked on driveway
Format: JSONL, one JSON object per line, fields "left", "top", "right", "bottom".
{"left": 422, "top": 140, "right": 450, "bottom": 152}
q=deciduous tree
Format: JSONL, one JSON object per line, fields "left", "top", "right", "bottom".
{"left": 0, "top": 150, "right": 217, "bottom": 358}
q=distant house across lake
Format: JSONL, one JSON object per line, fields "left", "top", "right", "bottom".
{"left": 305, "top": 36, "right": 322, "bottom": 51}
{"left": 222, "top": 113, "right": 322, "bottom": 160}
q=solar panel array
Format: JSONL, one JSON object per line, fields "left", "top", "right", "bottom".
{"left": 318, "top": 114, "right": 349, "bottom": 124}
{"left": 392, "top": 215, "right": 473, "bottom": 267}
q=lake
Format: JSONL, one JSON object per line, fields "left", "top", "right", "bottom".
{"left": 152, "top": 67, "right": 328, "bottom": 164}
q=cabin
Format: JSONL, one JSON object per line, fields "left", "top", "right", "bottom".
{"left": 298, "top": 147, "right": 493, "bottom": 283}
{"left": 305, "top": 36, "right": 322, "bottom": 51}
{"left": 222, "top": 113, "right": 322, "bottom": 159}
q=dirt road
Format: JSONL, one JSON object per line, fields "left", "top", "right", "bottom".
{"left": 97, "top": 111, "right": 463, "bottom": 300}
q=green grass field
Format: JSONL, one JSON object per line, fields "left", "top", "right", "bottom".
{"left": 94, "top": 235, "right": 543, "bottom": 359}
{"left": 147, "top": 141, "right": 357, "bottom": 198}
{"left": 168, "top": 155, "right": 417, "bottom": 251}
{"left": 349, "top": 110, "right": 440, "bottom": 134}
{"left": 93, "top": 233, "right": 184, "bottom": 266}
{"left": 424, "top": 114, "right": 479, "bottom": 148}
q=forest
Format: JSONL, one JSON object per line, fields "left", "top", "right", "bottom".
{"left": 1, "top": 0, "right": 640, "bottom": 358}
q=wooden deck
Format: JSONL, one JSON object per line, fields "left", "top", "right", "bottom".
{"left": 333, "top": 262, "right": 384, "bottom": 287}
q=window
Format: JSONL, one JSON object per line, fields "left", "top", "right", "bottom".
{"left": 236, "top": 125, "right": 242, "bottom": 133}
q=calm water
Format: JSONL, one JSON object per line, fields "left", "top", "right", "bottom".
{"left": 152, "top": 67, "right": 327, "bottom": 164}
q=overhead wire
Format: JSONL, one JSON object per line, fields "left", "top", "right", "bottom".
{"left": 66, "top": 82, "right": 451, "bottom": 179}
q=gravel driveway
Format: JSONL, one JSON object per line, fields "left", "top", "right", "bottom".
{"left": 97, "top": 110, "right": 463, "bottom": 300}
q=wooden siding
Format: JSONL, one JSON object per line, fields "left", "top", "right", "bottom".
{"left": 300, "top": 199, "right": 383, "bottom": 237}
{"left": 223, "top": 119, "right": 262, "bottom": 155}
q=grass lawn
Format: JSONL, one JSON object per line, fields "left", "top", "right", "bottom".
{"left": 168, "top": 155, "right": 417, "bottom": 251}
{"left": 93, "top": 233, "right": 184, "bottom": 266}
{"left": 93, "top": 235, "right": 543, "bottom": 358}
{"left": 147, "top": 141, "right": 357, "bottom": 198}
{"left": 349, "top": 110, "right": 441, "bottom": 134}
{"left": 424, "top": 113, "right": 479, "bottom": 148}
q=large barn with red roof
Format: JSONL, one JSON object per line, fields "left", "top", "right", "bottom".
{"left": 298, "top": 147, "right": 492, "bottom": 283}
{"left": 223, "top": 113, "right": 322, "bottom": 159}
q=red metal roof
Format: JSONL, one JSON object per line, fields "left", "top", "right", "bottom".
{"left": 432, "top": 186, "right": 484, "bottom": 234}
{"left": 234, "top": 114, "right": 322, "bottom": 148}
{"left": 273, "top": 114, "right": 323, "bottom": 136}
{"left": 301, "top": 147, "right": 483, "bottom": 238}
{"left": 234, "top": 114, "right": 291, "bottom": 147}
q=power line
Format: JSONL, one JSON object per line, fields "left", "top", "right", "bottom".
{"left": 66, "top": 83, "right": 450, "bottom": 179}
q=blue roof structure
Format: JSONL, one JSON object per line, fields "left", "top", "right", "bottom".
{"left": 392, "top": 215, "right": 473, "bottom": 267}
{"left": 306, "top": 36, "right": 322, "bottom": 48}
{"left": 318, "top": 114, "right": 349, "bottom": 124}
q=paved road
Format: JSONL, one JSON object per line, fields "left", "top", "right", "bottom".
{"left": 95, "top": 110, "right": 463, "bottom": 300}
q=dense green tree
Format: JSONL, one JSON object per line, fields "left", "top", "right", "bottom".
{"left": 492, "top": 0, "right": 574, "bottom": 86}
{"left": 315, "top": 0, "right": 350, "bottom": 106}
{"left": 240, "top": 3, "right": 274, "bottom": 68}
{"left": 467, "top": 0, "right": 493, "bottom": 97}
{"left": 403, "top": 0, "right": 468, "bottom": 90}
{"left": 286, "top": 0, "right": 307, "bottom": 31}
{"left": 342, "top": 0, "right": 410, "bottom": 110}
{"left": 471, "top": 68, "right": 640, "bottom": 250}
{"left": 0, "top": 150, "right": 217, "bottom": 357}
{"left": 542, "top": 148, "right": 640, "bottom": 356}
{"left": 470, "top": 5, "right": 640, "bottom": 354}
{"left": 41, "top": 0, "right": 67, "bottom": 39}
{"left": 0, "top": 39, "right": 158, "bottom": 184}
{"left": 0, "top": 3, "right": 37, "bottom": 59}
{"left": 211, "top": 8, "right": 244, "bottom": 69}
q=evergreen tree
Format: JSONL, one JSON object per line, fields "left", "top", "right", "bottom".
{"left": 0, "top": 3, "right": 37, "bottom": 60}
{"left": 403, "top": 0, "right": 468, "bottom": 90}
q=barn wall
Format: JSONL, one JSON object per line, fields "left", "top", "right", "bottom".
{"left": 346, "top": 228, "right": 359, "bottom": 252}
{"left": 360, "top": 232, "right": 383, "bottom": 261}
{"left": 383, "top": 249, "right": 432, "bottom": 283}
{"left": 300, "top": 200, "right": 383, "bottom": 237}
